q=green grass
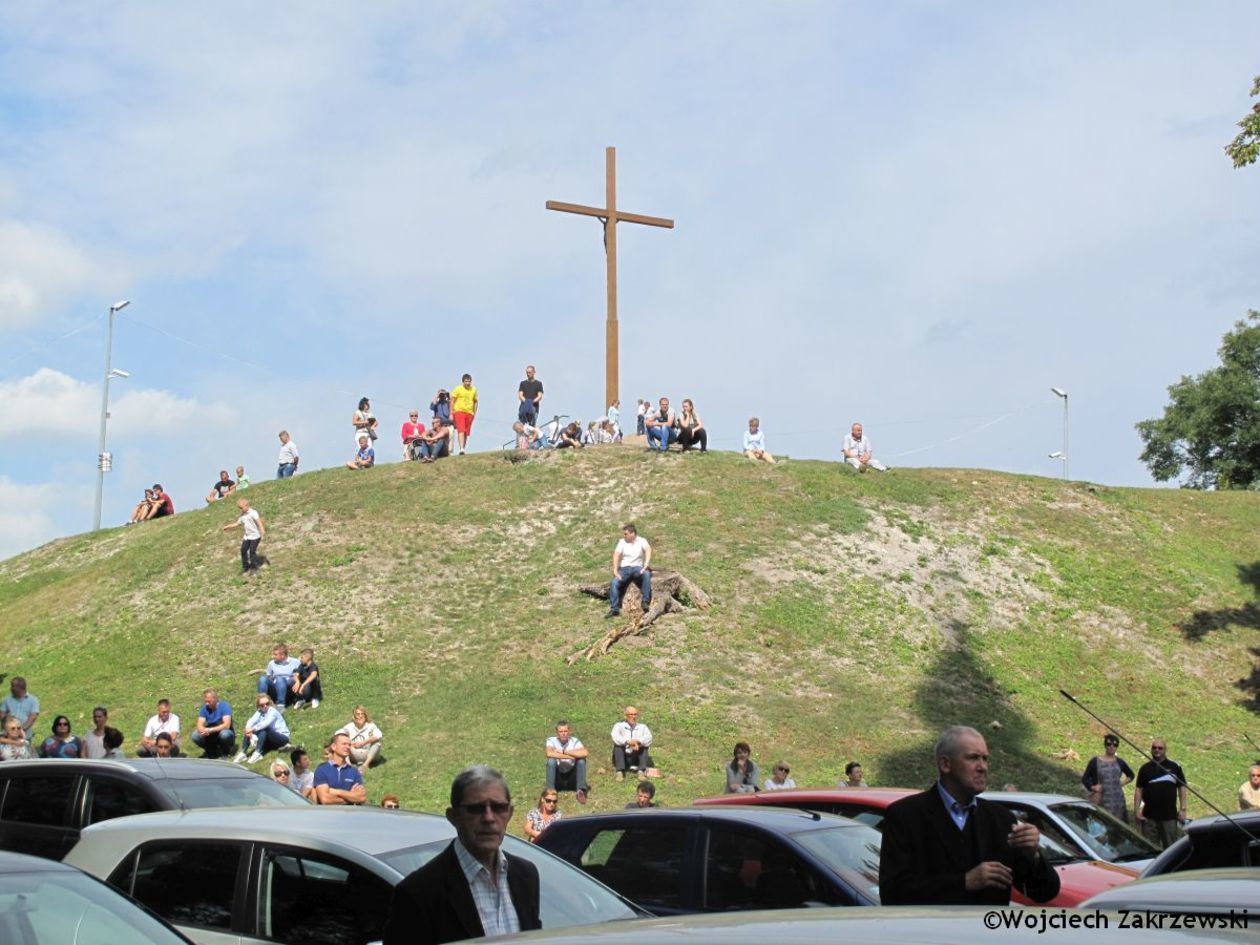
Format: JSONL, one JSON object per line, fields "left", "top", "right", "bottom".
{"left": 2, "top": 449, "right": 1259, "bottom": 831}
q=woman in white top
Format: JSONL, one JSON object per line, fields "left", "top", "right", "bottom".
{"left": 763, "top": 761, "right": 797, "bottom": 791}
{"left": 338, "top": 705, "right": 384, "bottom": 771}
{"left": 0, "top": 715, "right": 32, "bottom": 761}
{"left": 352, "top": 396, "right": 378, "bottom": 445}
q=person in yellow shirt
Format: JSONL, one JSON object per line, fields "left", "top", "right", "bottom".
{"left": 449, "top": 373, "right": 478, "bottom": 454}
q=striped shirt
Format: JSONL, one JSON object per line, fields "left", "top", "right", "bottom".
{"left": 452, "top": 838, "right": 520, "bottom": 937}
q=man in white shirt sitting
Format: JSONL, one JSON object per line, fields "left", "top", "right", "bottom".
{"left": 611, "top": 706, "right": 656, "bottom": 781}
{"left": 743, "top": 416, "right": 776, "bottom": 463}
{"left": 607, "top": 523, "right": 652, "bottom": 619}
{"left": 842, "top": 422, "right": 888, "bottom": 472}
{"left": 138, "top": 698, "right": 181, "bottom": 757}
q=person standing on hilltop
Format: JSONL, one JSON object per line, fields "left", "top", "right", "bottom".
{"left": 518, "top": 364, "right": 543, "bottom": 425}
{"left": 451, "top": 373, "right": 479, "bottom": 454}
{"left": 277, "top": 430, "right": 300, "bottom": 478}
{"left": 353, "top": 396, "right": 378, "bottom": 444}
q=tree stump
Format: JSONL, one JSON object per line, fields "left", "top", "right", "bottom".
{"left": 568, "top": 570, "right": 712, "bottom": 663}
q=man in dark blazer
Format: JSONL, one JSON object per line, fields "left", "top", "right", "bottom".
{"left": 880, "top": 725, "right": 1060, "bottom": 905}
{"left": 384, "top": 765, "right": 541, "bottom": 945}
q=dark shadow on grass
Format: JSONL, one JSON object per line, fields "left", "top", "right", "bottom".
{"left": 875, "top": 621, "right": 1085, "bottom": 795}
{"left": 1238, "top": 646, "right": 1260, "bottom": 713}
{"left": 1179, "top": 561, "right": 1260, "bottom": 641}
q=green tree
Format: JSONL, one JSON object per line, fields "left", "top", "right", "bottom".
{"left": 1136, "top": 312, "right": 1260, "bottom": 489}
{"left": 1226, "top": 75, "right": 1260, "bottom": 168}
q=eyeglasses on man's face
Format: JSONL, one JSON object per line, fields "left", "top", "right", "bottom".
{"left": 457, "top": 800, "right": 511, "bottom": 816}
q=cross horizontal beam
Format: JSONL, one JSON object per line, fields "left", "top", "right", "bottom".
{"left": 546, "top": 200, "right": 674, "bottom": 229}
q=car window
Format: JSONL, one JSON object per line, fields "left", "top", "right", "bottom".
{"left": 157, "top": 777, "right": 310, "bottom": 809}
{"left": 787, "top": 825, "right": 882, "bottom": 903}
{"left": 578, "top": 825, "right": 687, "bottom": 911}
{"left": 703, "top": 826, "right": 838, "bottom": 910}
{"left": 0, "top": 870, "right": 190, "bottom": 945}
{"left": 1003, "top": 804, "right": 1080, "bottom": 856}
{"left": 110, "top": 841, "right": 244, "bottom": 932}
{"left": 259, "top": 848, "right": 390, "bottom": 945}
{"left": 0, "top": 776, "right": 77, "bottom": 828}
{"left": 85, "top": 778, "right": 158, "bottom": 825}
{"left": 1048, "top": 803, "right": 1159, "bottom": 863}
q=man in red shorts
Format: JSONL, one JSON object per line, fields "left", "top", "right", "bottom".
{"left": 450, "top": 373, "right": 478, "bottom": 455}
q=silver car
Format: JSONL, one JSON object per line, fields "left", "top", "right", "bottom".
{"left": 65, "top": 806, "right": 642, "bottom": 945}
{"left": 980, "top": 791, "right": 1159, "bottom": 872}
{"left": 1083, "top": 867, "right": 1260, "bottom": 915}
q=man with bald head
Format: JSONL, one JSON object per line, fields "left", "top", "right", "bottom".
{"left": 879, "top": 725, "right": 1059, "bottom": 905}
{"left": 842, "top": 422, "right": 887, "bottom": 472}
{"left": 611, "top": 706, "right": 655, "bottom": 782}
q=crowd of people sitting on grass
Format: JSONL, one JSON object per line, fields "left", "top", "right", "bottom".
{"left": 120, "top": 364, "right": 896, "bottom": 526}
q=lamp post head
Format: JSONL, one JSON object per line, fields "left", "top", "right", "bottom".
{"left": 1050, "top": 387, "right": 1067, "bottom": 399}
{"left": 108, "top": 369, "right": 130, "bottom": 379}
{"left": 1049, "top": 451, "right": 1064, "bottom": 459}
{"left": 110, "top": 300, "right": 130, "bottom": 313}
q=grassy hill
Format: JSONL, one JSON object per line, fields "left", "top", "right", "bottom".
{"left": 2, "top": 447, "right": 1259, "bottom": 830}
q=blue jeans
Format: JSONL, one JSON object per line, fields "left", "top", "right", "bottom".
{"left": 246, "top": 727, "right": 290, "bottom": 755}
{"left": 277, "top": 463, "right": 297, "bottom": 479}
{"left": 610, "top": 566, "right": 651, "bottom": 613}
{"left": 191, "top": 728, "right": 236, "bottom": 757}
{"left": 519, "top": 402, "right": 538, "bottom": 424}
{"left": 546, "top": 757, "right": 589, "bottom": 792}
{"left": 258, "top": 675, "right": 294, "bottom": 707}
{"left": 645, "top": 425, "right": 675, "bottom": 451}
{"left": 420, "top": 439, "right": 449, "bottom": 460}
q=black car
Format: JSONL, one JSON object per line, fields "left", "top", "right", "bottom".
{"left": 0, "top": 758, "right": 308, "bottom": 862}
{"left": 0, "top": 848, "right": 195, "bottom": 944}
{"left": 534, "top": 806, "right": 881, "bottom": 914}
{"left": 1139, "top": 809, "right": 1260, "bottom": 877}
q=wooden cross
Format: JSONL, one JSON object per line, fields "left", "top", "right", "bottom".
{"left": 547, "top": 147, "right": 673, "bottom": 411}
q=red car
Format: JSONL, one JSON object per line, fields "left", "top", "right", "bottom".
{"left": 695, "top": 787, "right": 1137, "bottom": 906}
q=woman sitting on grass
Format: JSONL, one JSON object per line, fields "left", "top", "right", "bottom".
{"left": 0, "top": 715, "right": 32, "bottom": 760}
{"left": 524, "top": 788, "right": 563, "bottom": 842}
{"left": 724, "top": 741, "right": 760, "bottom": 794}
{"left": 337, "top": 705, "right": 384, "bottom": 771}
{"left": 39, "top": 715, "right": 84, "bottom": 758}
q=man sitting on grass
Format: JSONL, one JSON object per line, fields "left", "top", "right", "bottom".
{"left": 314, "top": 732, "right": 367, "bottom": 805}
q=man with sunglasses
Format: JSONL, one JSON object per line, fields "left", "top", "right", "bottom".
{"left": 1134, "top": 739, "right": 1188, "bottom": 848}
{"left": 384, "top": 765, "right": 540, "bottom": 945}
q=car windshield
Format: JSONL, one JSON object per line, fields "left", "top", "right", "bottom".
{"left": 1050, "top": 803, "right": 1159, "bottom": 863}
{"left": 787, "top": 824, "right": 882, "bottom": 903}
{"left": 0, "top": 869, "right": 191, "bottom": 944}
{"left": 377, "top": 837, "right": 641, "bottom": 927}
{"left": 157, "top": 777, "right": 310, "bottom": 809}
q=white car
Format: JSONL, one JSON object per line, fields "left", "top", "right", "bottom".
{"left": 65, "top": 806, "right": 643, "bottom": 945}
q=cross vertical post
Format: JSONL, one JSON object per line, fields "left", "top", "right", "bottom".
{"left": 547, "top": 147, "right": 673, "bottom": 411}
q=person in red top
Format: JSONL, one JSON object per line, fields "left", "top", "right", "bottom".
{"left": 130, "top": 483, "right": 175, "bottom": 523}
{"left": 401, "top": 411, "right": 427, "bottom": 461}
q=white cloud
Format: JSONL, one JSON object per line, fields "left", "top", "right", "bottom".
{"left": 0, "top": 220, "right": 120, "bottom": 330}
{"left": 0, "top": 477, "right": 62, "bottom": 561}
{"left": 0, "top": 367, "right": 236, "bottom": 439}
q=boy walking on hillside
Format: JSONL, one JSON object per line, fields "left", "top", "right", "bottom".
{"left": 224, "top": 498, "right": 265, "bottom": 573}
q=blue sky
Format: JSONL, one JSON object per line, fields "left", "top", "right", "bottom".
{"left": 3, "top": 1, "right": 1260, "bottom": 560}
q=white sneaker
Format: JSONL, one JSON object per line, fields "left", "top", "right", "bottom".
{"left": 232, "top": 751, "right": 247, "bottom": 764}
{"left": 290, "top": 699, "right": 305, "bottom": 711}
{"left": 247, "top": 750, "right": 263, "bottom": 764}
{"left": 311, "top": 699, "right": 320, "bottom": 709}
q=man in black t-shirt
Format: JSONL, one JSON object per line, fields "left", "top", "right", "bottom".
{"left": 204, "top": 470, "right": 236, "bottom": 504}
{"left": 518, "top": 365, "right": 543, "bottom": 424}
{"left": 1134, "top": 738, "right": 1188, "bottom": 849}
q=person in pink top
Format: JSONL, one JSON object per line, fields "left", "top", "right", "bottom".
{"left": 401, "top": 411, "right": 427, "bottom": 461}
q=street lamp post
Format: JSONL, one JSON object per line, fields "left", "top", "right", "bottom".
{"left": 93, "top": 300, "right": 130, "bottom": 531}
{"left": 1050, "top": 387, "right": 1069, "bottom": 480}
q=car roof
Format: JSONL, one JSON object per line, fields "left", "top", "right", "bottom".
{"left": 549, "top": 806, "right": 864, "bottom": 831}
{"left": 74, "top": 806, "right": 457, "bottom": 858}
{"left": 0, "top": 849, "right": 81, "bottom": 875}
{"left": 979, "top": 791, "right": 1104, "bottom": 807}
{"left": 0, "top": 757, "right": 274, "bottom": 782}
{"left": 694, "top": 787, "right": 917, "bottom": 808}
{"left": 492, "top": 905, "right": 1254, "bottom": 943}
{"left": 1185, "top": 808, "right": 1260, "bottom": 834}
{"left": 1084, "top": 868, "right": 1260, "bottom": 912}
